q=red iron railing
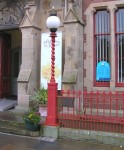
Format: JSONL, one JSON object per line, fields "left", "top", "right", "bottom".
{"left": 57, "top": 90, "right": 124, "bottom": 133}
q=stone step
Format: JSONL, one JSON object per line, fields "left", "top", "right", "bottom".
{"left": 0, "top": 126, "right": 40, "bottom": 137}
{"left": 0, "top": 99, "right": 17, "bottom": 112}
{"left": 0, "top": 119, "right": 25, "bottom": 129}
{"left": 0, "top": 111, "right": 41, "bottom": 137}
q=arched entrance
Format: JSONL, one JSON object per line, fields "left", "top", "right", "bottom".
{"left": 0, "top": 1, "right": 25, "bottom": 111}
{"left": 0, "top": 0, "right": 41, "bottom": 110}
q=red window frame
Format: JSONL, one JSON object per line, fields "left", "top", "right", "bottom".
{"left": 115, "top": 8, "right": 124, "bottom": 87}
{"left": 93, "top": 10, "right": 110, "bottom": 87}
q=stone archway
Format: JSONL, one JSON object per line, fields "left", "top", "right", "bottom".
{"left": 0, "top": 0, "right": 25, "bottom": 30}
{"left": 0, "top": 0, "right": 25, "bottom": 109}
{"left": 0, "top": 0, "right": 41, "bottom": 110}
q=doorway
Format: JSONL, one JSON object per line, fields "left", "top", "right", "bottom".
{"left": 0, "top": 30, "right": 22, "bottom": 98}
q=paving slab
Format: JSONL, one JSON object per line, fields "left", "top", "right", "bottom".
{"left": 0, "top": 133, "right": 123, "bottom": 150}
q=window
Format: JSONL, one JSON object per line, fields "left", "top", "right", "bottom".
{"left": 94, "top": 10, "right": 110, "bottom": 86}
{"left": 116, "top": 9, "right": 124, "bottom": 85}
{"left": 14, "top": 51, "right": 19, "bottom": 77}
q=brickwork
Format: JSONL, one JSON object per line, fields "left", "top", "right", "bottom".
{"left": 83, "top": 51, "right": 86, "bottom": 59}
{"left": 83, "top": 68, "right": 86, "bottom": 77}
{"left": 83, "top": 34, "right": 86, "bottom": 43}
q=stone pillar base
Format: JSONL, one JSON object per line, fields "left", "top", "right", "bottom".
{"left": 16, "top": 94, "right": 30, "bottom": 111}
{"left": 15, "top": 105, "right": 29, "bottom": 112}
{"left": 42, "top": 125, "right": 59, "bottom": 139}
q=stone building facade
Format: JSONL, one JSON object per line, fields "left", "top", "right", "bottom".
{"left": 0, "top": 0, "right": 124, "bottom": 110}
{"left": 0, "top": 0, "right": 84, "bottom": 110}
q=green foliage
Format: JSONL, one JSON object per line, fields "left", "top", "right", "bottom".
{"left": 23, "top": 111, "right": 41, "bottom": 125}
{"left": 32, "top": 87, "right": 48, "bottom": 106}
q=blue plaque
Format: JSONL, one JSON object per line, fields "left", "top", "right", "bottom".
{"left": 96, "top": 61, "right": 110, "bottom": 81}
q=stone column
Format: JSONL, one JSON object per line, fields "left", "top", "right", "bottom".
{"left": 15, "top": 2, "right": 42, "bottom": 110}
{"left": 17, "top": 27, "right": 41, "bottom": 110}
{"left": 62, "top": 8, "right": 84, "bottom": 90}
{"left": 108, "top": 6, "right": 116, "bottom": 90}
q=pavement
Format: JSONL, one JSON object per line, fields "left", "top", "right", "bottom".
{"left": 0, "top": 132, "right": 124, "bottom": 150}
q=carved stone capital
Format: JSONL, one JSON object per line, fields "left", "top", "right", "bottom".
{"left": 107, "top": 5, "right": 117, "bottom": 13}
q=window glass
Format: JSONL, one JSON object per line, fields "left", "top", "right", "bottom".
{"left": 95, "top": 11, "right": 110, "bottom": 34}
{"left": 116, "top": 9, "right": 124, "bottom": 83}
{"left": 94, "top": 10, "right": 110, "bottom": 85}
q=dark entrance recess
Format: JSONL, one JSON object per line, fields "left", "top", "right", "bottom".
{"left": 0, "top": 33, "right": 11, "bottom": 98}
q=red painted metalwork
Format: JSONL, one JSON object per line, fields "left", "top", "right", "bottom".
{"left": 46, "top": 32, "right": 58, "bottom": 126}
{"left": 115, "top": 9, "right": 124, "bottom": 87}
{"left": 57, "top": 90, "right": 124, "bottom": 133}
{"left": 46, "top": 82, "right": 58, "bottom": 126}
{"left": 93, "top": 10, "right": 110, "bottom": 87}
{"left": 49, "top": 32, "right": 57, "bottom": 83}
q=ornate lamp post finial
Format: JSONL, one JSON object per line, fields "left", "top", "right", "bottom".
{"left": 46, "top": 8, "right": 60, "bottom": 82}
{"left": 46, "top": 7, "right": 60, "bottom": 32}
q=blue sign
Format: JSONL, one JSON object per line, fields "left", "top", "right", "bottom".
{"left": 96, "top": 61, "right": 110, "bottom": 81}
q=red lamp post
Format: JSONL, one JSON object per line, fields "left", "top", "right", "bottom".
{"left": 46, "top": 8, "right": 60, "bottom": 126}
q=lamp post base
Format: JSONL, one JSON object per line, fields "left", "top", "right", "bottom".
{"left": 46, "top": 82, "right": 58, "bottom": 126}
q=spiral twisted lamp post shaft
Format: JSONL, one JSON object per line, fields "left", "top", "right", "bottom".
{"left": 50, "top": 32, "right": 56, "bottom": 83}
